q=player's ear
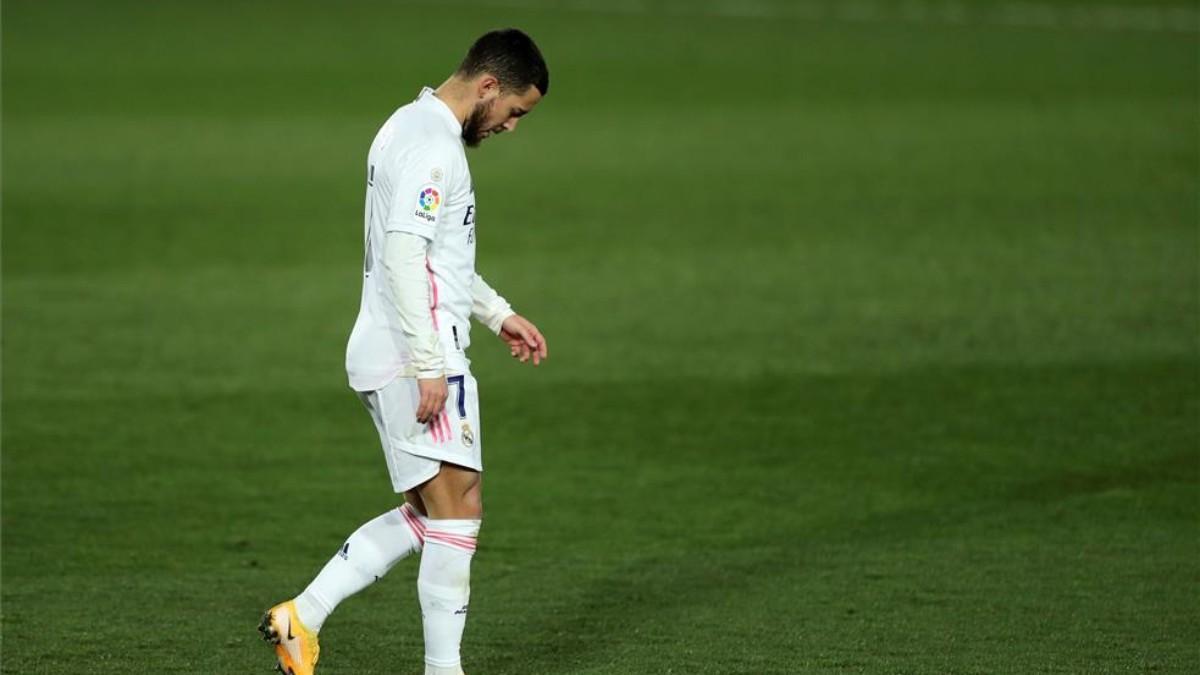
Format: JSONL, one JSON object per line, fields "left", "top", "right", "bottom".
{"left": 476, "top": 74, "right": 501, "bottom": 100}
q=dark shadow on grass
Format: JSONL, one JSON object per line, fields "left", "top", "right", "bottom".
{"left": 1010, "top": 449, "right": 1199, "bottom": 502}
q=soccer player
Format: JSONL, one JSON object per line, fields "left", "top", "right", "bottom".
{"left": 259, "top": 29, "right": 549, "bottom": 675}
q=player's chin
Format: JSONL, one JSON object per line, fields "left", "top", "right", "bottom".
{"left": 467, "top": 127, "right": 505, "bottom": 148}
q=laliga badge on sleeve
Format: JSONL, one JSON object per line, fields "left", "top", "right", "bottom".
{"left": 414, "top": 184, "right": 441, "bottom": 223}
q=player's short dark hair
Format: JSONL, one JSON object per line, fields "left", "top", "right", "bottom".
{"left": 457, "top": 29, "right": 549, "bottom": 96}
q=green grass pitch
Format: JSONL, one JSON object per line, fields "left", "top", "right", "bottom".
{"left": 2, "top": 1, "right": 1197, "bottom": 672}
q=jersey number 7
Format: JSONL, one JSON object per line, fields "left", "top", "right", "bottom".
{"left": 446, "top": 375, "right": 467, "bottom": 419}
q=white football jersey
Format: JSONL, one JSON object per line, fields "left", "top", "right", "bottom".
{"left": 346, "top": 87, "right": 478, "bottom": 392}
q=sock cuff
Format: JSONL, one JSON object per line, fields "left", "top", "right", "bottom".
{"left": 398, "top": 503, "right": 427, "bottom": 546}
{"left": 424, "top": 519, "right": 480, "bottom": 553}
{"left": 424, "top": 531, "right": 477, "bottom": 553}
{"left": 424, "top": 519, "right": 481, "bottom": 536}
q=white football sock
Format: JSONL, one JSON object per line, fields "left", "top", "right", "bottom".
{"left": 419, "top": 519, "right": 480, "bottom": 670}
{"left": 293, "top": 503, "right": 426, "bottom": 632}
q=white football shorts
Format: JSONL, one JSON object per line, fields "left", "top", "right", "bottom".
{"left": 357, "top": 372, "right": 482, "bottom": 493}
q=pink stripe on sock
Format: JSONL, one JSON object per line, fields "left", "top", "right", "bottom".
{"left": 398, "top": 504, "right": 422, "bottom": 530}
{"left": 425, "top": 531, "right": 477, "bottom": 552}
{"left": 427, "top": 530, "right": 474, "bottom": 545}
{"left": 401, "top": 504, "right": 426, "bottom": 533}
{"left": 425, "top": 536, "right": 475, "bottom": 553}
{"left": 398, "top": 504, "right": 426, "bottom": 543}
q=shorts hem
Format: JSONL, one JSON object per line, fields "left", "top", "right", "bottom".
{"left": 390, "top": 463, "right": 443, "bottom": 494}
{"left": 348, "top": 369, "right": 404, "bottom": 393}
{"left": 393, "top": 440, "right": 483, "bottom": 473}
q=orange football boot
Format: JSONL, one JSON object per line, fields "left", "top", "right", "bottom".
{"left": 258, "top": 600, "right": 320, "bottom": 675}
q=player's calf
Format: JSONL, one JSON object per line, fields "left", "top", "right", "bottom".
{"left": 259, "top": 503, "right": 428, "bottom": 673}
{"left": 415, "top": 463, "right": 483, "bottom": 674}
{"left": 292, "top": 502, "right": 428, "bottom": 633}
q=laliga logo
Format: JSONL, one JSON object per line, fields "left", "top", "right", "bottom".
{"left": 415, "top": 186, "right": 441, "bottom": 222}
{"left": 418, "top": 187, "right": 441, "bottom": 211}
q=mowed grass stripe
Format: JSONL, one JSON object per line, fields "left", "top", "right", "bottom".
{"left": 3, "top": 0, "right": 1197, "bottom": 672}
{"left": 429, "top": 0, "right": 1200, "bottom": 34}
{"left": 3, "top": 363, "right": 1196, "bottom": 671}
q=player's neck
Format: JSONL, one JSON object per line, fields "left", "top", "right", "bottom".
{"left": 433, "top": 77, "right": 475, "bottom": 126}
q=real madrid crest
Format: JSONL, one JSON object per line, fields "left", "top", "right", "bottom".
{"left": 461, "top": 422, "right": 475, "bottom": 448}
{"left": 431, "top": 167, "right": 444, "bottom": 182}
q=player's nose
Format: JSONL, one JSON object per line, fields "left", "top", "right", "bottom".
{"left": 503, "top": 117, "right": 519, "bottom": 132}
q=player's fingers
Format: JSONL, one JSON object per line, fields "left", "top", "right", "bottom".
{"left": 418, "top": 388, "right": 443, "bottom": 423}
{"left": 532, "top": 330, "right": 547, "bottom": 359}
{"left": 519, "top": 323, "right": 546, "bottom": 358}
{"left": 514, "top": 323, "right": 539, "bottom": 350}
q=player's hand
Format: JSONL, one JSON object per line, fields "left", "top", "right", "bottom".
{"left": 416, "top": 376, "right": 448, "bottom": 424}
{"left": 499, "top": 314, "right": 547, "bottom": 366}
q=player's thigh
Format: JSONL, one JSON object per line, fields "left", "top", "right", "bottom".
{"left": 358, "top": 382, "right": 441, "bottom": 494}
{"left": 417, "top": 372, "right": 485, "bottom": 515}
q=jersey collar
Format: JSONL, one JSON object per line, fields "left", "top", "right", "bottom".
{"left": 418, "top": 86, "right": 464, "bottom": 136}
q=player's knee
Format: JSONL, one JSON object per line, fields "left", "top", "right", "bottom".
{"left": 419, "top": 465, "right": 483, "bottom": 519}
{"left": 442, "top": 476, "right": 482, "bottom": 518}
{"left": 404, "top": 491, "right": 427, "bottom": 516}
{"left": 460, "top": 483, "right": 483, "bottom": 519}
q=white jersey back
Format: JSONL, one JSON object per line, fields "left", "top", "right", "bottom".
{"left": 346, "top": 87, "right": 478, "bottom": 391}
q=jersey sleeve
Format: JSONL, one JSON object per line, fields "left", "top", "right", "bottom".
{"left": 471, "top": 274, "right": 515, "bottom": 334}
{"left": 382, "top": 231, "right": 444, "bottom": 377}
{"left": 385, "top": 142, "right": 456, "bottom": 240}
